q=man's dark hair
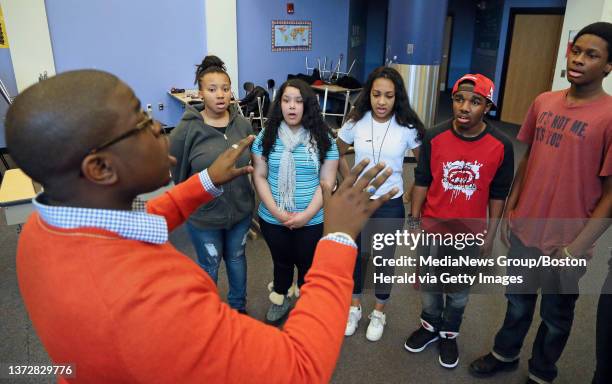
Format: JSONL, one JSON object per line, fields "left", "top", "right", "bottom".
{"left": 6, "top": 70, "right": 121, "bottom": 185}
{"left": 267, "top": 79, "right": 275, "bottom": 89}
{"left": 573, "top": 22, "right": 612, "bottom": 62}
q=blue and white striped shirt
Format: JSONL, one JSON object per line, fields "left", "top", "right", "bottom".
{"left": 252, "top": 130, "right": 339, "bottom": 226}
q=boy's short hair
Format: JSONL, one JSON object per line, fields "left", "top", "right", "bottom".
{"left": 573, "top": 22, "right": 612, "bottom": 62}
{"left": 243, "top": 82, "right": 254, "bottom": 91}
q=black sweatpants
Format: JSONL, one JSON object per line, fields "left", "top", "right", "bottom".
{"left": 259, "top": 218, "right": 323, "bottom": 295}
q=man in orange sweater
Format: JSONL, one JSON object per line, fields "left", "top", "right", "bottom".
{"left": 6, "top": 70, "right": 397, "bottom": 383}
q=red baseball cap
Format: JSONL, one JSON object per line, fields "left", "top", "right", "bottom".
{"left": 452, "top": 74, "right": 496, "bottom": 109}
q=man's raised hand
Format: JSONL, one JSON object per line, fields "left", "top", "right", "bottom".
{"left": 208, "top": 135, "right": 255, "bottom": 186}
{"left": 321, "top": 158, "right": 398, "bottom": 240}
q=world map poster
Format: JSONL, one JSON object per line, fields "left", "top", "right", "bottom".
{"left": 271, "top": 20, "right": 312, "bottom": 52}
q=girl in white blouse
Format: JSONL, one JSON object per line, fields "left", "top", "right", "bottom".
{"left": 337, "top": 66, "right": 424, "bottom": 341}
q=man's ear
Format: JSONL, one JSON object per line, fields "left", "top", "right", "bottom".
{"left": 485, "top": 102, "right": 492, "bottom": 115}
{"left": 605, "top": 61, "right": 612, "bottom": 77}
{"left": 81, "top": 153, "right": 119, "bottom": 185}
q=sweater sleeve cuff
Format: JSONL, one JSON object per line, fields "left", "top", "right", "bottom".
{"left": 322, "top": 233, "right": 357, "bottom": 249}
{"left": 199, "top": 169, "right": 223, "bottom": 198}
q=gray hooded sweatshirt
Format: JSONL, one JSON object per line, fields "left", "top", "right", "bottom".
{"left": 169, "top": 104, "right": 254, "bottom": 229}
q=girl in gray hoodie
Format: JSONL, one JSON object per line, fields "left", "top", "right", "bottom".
{"left": 170, "top": 56, "right": 254, "bottom": 313}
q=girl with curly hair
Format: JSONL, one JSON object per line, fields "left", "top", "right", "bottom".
{"left": 252, "top": 79, "right": 339, "bottom": 323}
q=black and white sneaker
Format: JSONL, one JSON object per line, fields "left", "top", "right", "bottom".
{"left": 404, "top": 319, "right": 439, "bottom": 352}
{"left": 438, "top": 331, "right": 459, "bottom": 369}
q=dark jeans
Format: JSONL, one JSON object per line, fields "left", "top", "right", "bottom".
{"left": 420, "top": 288, "right": 470, "bottom": 333}
{"left": 259, "top": 218, "right": 323, "bottom": 295}
{"left": 353, "top": 196, "right": 405, "bottom": 303}
{"left": 418, "top": 243, "right": 478, "bottom": 332}
{"left": 493, "top": 233, "right": 580, "bottom": 383}
{"left": 593, "top": 269, "right": 612, "bottom": 384}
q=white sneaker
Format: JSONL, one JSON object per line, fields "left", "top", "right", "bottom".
{"left": 366, "top": 310, "right": 386, "bottom": 341}
{"left": 344, "top": 306, "right": 362, "bottom": 336}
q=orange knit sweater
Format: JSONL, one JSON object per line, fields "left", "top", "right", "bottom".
{"left": 17, "top": 174, "right": 356, "bottom": 383}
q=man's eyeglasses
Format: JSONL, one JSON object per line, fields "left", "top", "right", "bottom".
{"left": 88, "top": 112, "right": 161, "bottom": 155}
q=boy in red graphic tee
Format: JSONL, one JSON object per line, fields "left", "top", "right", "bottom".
{"left": 470, "top": 22, "right": 612, "bottom": 384}
{"left": 405, "top": 74, "right": 514, "bottom": 369}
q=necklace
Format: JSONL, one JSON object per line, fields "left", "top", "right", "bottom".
{"left": 201, "top": 109, "right": 229, "bottom": 127}
{"left": 371, "top": 115, "right": 393, "bottom": 164}
{"left": 453, "top": 121, "right": 486, "bottom": 138}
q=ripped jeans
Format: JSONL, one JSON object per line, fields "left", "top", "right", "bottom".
{"left": 186, "top": 214, "right": 252, "bottom": 311}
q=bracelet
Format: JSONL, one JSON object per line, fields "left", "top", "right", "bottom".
{"left": 562, "top": 246, "right": 577, "bottom": 260}
{"left": 407, "top": 216, "right": 421, "bottom": 230}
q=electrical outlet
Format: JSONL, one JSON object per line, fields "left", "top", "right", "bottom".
{"left": 146, "top": 103, "right": 152, "bottom": 111}
{"left": 158, "top": 103, "right": 164, "bottom": 111}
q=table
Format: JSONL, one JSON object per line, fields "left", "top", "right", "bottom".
{"left": 167, "top": 91, "right": 244, "bottom": 118}
{"left": 311, "top": 84, "right": 361, "bottom": 125}
{"left": 0, "top": 170, "right": 260, "bottom": 239}
{"left": 0, "top": 169, "right": 172, "bottom": 227}
{"left": 168, "top": 90, "right": 202, "bottom": 105}
{"left": 0, "top": 169, "right": 39, "bottom": 226}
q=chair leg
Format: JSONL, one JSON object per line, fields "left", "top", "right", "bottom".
{"left": 1, "top": 153, "right": 9, "bottom": 169}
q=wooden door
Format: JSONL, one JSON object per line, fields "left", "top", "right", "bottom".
{"left": 501, "top": 14, "right": 563, "bottom": 125}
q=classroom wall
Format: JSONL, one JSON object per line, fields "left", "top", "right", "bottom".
{"left": 206, "top": 0, "right": 239, "bottom": 97}
{"left": 1, "top": 0, "right": 55, "bottom": 93}
{"left": 347, "top": 0, "right": 368, "bottom": 83}
{"left": 44, "top": 0, "right": 207, "bottom": 127}
{"left": 470, "top": 0, "right": 503, "bottom": 91}
{"left": 363, "top": 0, "right": 387, "bottom": 81}
{"left": 447, "top": 0, "right": 476, "bottom": 87}
{"left": 551, "top": 0, "right": 612, "bottom": 93}
{"left": 236, "top": 0, "right": 350, "bottom": 97}
{"left": 386, "top": 0, "right": 448, "bottom": 65}
{"left": 0, "top": 48, "right": 17, "bottom": 148}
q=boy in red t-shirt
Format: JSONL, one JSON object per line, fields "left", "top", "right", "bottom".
{"left": 405, "top": 74, "right": 514, "bottom": 369}
{"left": 470, "top": 22, "right": 612, "bottom": 384}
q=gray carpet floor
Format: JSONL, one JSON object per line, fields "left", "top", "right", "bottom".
{"left": 0, "top": 94, "right": 602, "bottom": 383}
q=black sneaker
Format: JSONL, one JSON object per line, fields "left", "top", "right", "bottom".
{"left": 469, "top": 352, "right": 519, "bottom": 377}
{"left": 404, "top": 319, "right": 439, "bottom": 352}
{"left": 438, "top": 332, "right": 459, "bottom": 369}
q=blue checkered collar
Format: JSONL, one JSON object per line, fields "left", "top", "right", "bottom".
{"left": 32, "top": 194, "right": 168, "bottom": 244}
